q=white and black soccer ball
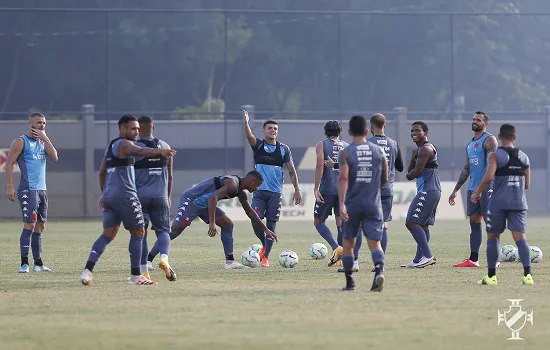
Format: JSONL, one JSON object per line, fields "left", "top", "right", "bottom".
{"left": 499, "top": 245, "right": 517, "bottom": 262}
{"left": 279, "top": 250, "right": 299, "bottom": 268}
{"left": 529, "top": 246, "right": 543, "bottom": 263}
{"left": 309, "top": 243, "right": 328, "bottom": 260}
{"left": 248, "top": 243, "right": 263, "bottom": 254}
{"left": 241, "top": 249, "right": 261, "bottom": 267}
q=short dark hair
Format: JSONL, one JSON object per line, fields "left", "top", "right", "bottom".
{"left": 29, "top": 112, "right": 45, "bottom": 120}
{"left": 349, "top": 115, "right": 367, "bottom": 136}
{"left": 324, "top": 120, "right": 342, "bottom": 137}
{"left": 474, "top": 111, "right": 489, "bottom": 122}
{"left": 500, "top": 123, "right": 516, "bottom": 140}
{"left": 138, "top": 115, "right": 153, "bottom": 125}
{"left": 370, "top": 113, "right": 386, "bottom": 129}
{"left": 412, "top": 121, "right": 428, "bottom": 133}
{"left": 263, "top": 120, "right": 278, "bottom": 129}
{"left": 118, "top": 114, "right": 138, "bottom": 129}
{"left": 246, "top": 170, "right": 263, "bottom": 182}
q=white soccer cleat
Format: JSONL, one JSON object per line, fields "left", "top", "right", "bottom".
{"left": 18, "top": 264, "right": 30, "bottom": 273}
{"left": 224, "top": 261, "right": 250, "bottom": 269}
{"left": 80, "top": 269, "right": 94, "bottom": 286}
{"left": 33, "top": 264, "right": 52, "bottom": 272}
{"left": 352, "top": 260, "right": 359, "bottom": 272}
{"left": 413, "top": 256, "right": 436, "bottom": 268}
{"left": 400, "top": 260, "right": 417, "bottom": 268}
{"left": 146, "top": 261, "right": 155, "bottom": 271}
{"left": 128, "top": 274, "right": 158, "bottom": 285}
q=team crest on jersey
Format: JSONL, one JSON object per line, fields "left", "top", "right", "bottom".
{"left": 474, "top": 142, "right": 479, "bottom": 148}
{"left": 38, "top": 140, "right": 45, "bottom": 147}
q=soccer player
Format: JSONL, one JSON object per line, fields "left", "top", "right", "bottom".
{"left": 401, "top": 121, "right": 440, "bottom": 268}
{"left": 80, "top": 115, "right": 176, "bottom": 286}
{"left": 134, "top": 116, "right": 175, "bottom": 281}
{"left": 338, "top": 115, "right": 388, "bottom": 292}
{"left": 449, "top": 111, "right": 498, "bottom": 267}
{"left": 313, "top": 120, "right": 348, "bottom": 267}
{"left": 147, "top": 171, "right": 277, "bottom": 269}
{"left": 244, "top": 110, "right": 301, "bottom": 267}
{"left": 472, "top": 123, "right": 533, "bottom": 285}
{"left": 6, "top": 112, "right": 58, "bottom": 273}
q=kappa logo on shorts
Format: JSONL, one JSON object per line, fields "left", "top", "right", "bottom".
{"left": 23, "top": 207, "right": 28, "bottom": 211}
{"left": 420, "top": 196, "right": 426, "bottom": 201}
{"left": 413, "top": 214, "right": 419, "bottom": 218}
{"left": 415, "top": 208, "right": 421, "bottom": 212}
{"left": 22, "top": 201, "right": 28, "bottom": 205}
{"left": 133, "top": 208, "right": 140, "bottom": 213}
{"left": 22, "top": 194, "right": 28, "bottom": 199}
{"left": 416, "top": 202, "right": 424, "bottom": 207}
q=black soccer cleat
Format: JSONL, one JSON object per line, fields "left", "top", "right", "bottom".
{"left": 370, "top": 274, "right": 385, "bottom": 292}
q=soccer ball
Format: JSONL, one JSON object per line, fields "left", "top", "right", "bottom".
{"left": 310, "top": 243, "right": 328, "bottom": 260}
{"left": 248, "top": 244, "right": 263, "bottom": 254}
{"left": 499, "top": 245, "right": 517, "bottom": 262}
{"left": 241, "top": 249, "right": 261, "bottom": 267}
{"left": 530, "top": 246, "right": 543, "bottom": 263}
{"left": 279, "top": 250, "right": 299, "bottom": 268}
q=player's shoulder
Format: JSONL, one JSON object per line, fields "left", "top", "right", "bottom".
{"left": 279, "top": 141, "right": 291, "bottom": 151}
{"left": 518, "top": 149, "right": 530, "bottom": 164}
{"left": 158, "top": 139, "right": 170, "bottom": 149}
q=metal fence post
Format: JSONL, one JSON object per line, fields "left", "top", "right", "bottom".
{"left": 242, "top": 104, "right": 255, "bottom": 175}
{"left": 82, "top": 104, "right": 96, "bottom": 217}
{"left": 394, "top": 106, "right": 408, "bottom": 182}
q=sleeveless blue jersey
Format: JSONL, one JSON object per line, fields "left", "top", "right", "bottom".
{"left": 16, "top": 134, "right": 47, "bottom": 191}
{"left": 467, "top": 132, "right": 492, "bottom": 190}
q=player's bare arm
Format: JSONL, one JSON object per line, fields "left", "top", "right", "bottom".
{"left": 381, "top": 155, "right": 388, "bottom": 187}
{"left": 207, "top": 178, "right": 239, "bottom": 237}
{"left": 483, "top": 135, "right": 498, "bottom": 153}
{"left": 238, "top": 192, "right": 278, "bottom": 242}
{"left": 337, "top": 149, "right": 349, "bottom": 221}
{"left": 407, "top": 149, "right": 417, "bottom": 173}
{"left": 31, "top": 128, "right": 58, "bottom": 161}
{"left": 243, "top": 110, "right": 257, "bottom": 147}
{"left": 286, "top": 159, "right": 302, "bottom": 205}
{"left": 449, "top": 156, "right": 470, "bottom": 205}
{"left": 5, "top": 138, "right": 24, "bottom": 201}
{"left": 98, "top": 159, "right": 107, "bottom": 210}
{"left": 472, "top": 152, "right": 497, "bottom": 203}
{"left": 167, "top": 156, "right": 173, "bottom": 207}
{"left": 314, "top": 141, "right": 325, "bottom": 203}
{"left": 406, "top": 147, "right": 432, "bottom": 180}
{"left": 119, "top": 140, "right": 176, "bottom": 159}
{"left": 395, "top": 144, "right": 404, "bottom": 172}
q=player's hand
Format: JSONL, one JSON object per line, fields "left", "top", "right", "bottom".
{"left": 470, "top": 191, "right": 482, "bottom": 204}
{"left": 340, "top": 203, "right": 349, "bottom": 221}
{"left": 265, "top": 228, "right": 278, "bottom": 242}
{"left": 31, "top": 128, "right": 49, "bottom": 142}
{"left": 448, "top": 191, "right": 457, "bottom": 206}
{"left": 324, "top": 157, "right": 335, "bottom": 168}
{"left": 244, "top": 110, "right": 249, "bottom": 124}
{"left": 161, "top": 149, "right": 177, "bottom": 158}
{"left": 207, "top": 223, "right": 218, "bottom": 237}
{"left": 293, "top": 189, "right": 302, "bottom": 205}
{"left": 314, "top": 189, "right": 325, "bottom": 203}
{"left": 98, "top": 196, "right": 104, "bottom": 211}
{"left": 7, "top": 185, "right": 15, "bottom": 202}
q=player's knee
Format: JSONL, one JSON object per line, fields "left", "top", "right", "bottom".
{"left": 130, "top": 228, "right": 145, "bottom": 237}
{"left": 24, "top": 222, "right": 36, "bottom": 231}
{"left": 469, "top": 215, "right": 482, "bottom": 224}
{"left": 487, "top": 232, "right": 500, "bottom": 240}
{"left": 314, "top": 218, "right": 324, "bottom": 226}
{"left": 511, "top": 231, "right": 526, "bottom": 241}
{"left": 405, "top": 222, "right": 417, "bottom": 231}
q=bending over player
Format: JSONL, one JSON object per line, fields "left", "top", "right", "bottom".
{"left": 472, "top": 123, "right": 533, "bottom": 285}
{"left": 148, "top": 171, "right": 277, "bottom": 269}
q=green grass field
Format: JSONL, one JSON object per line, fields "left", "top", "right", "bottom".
{"left": 1, "top": 218, "right": 549, "bottom": 349}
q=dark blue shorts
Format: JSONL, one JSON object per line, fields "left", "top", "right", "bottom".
{"left": 406, "top": 190, "right": 441, "bottom": 226}
{"left": 343, "top": 205, "right": 383, "bottom": 241}
{"left": 17, "top": 189, "right": 48, "bottom": 223}
{"left": 466, "top": 189, "right": 492, "bottom": 216}
{"left": 486, "top": 207, "right": 526, "bottom": 234}
{"left": 102, "top": 195, "right": 145, "bottom": 230}
{"left": 314, "top": 194, "right": 339, "bottom": 220}
{"left": 252, "top": 190, "right": 282, "bottom": 222}
{"left": 172, "top": 194, "right": 226, "bottom": 228}
{"left": 139, "top": 196, "right": 170, "bottom": 233}
{"left": 381, "top": 195, "right": 393, "bottom": 222}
